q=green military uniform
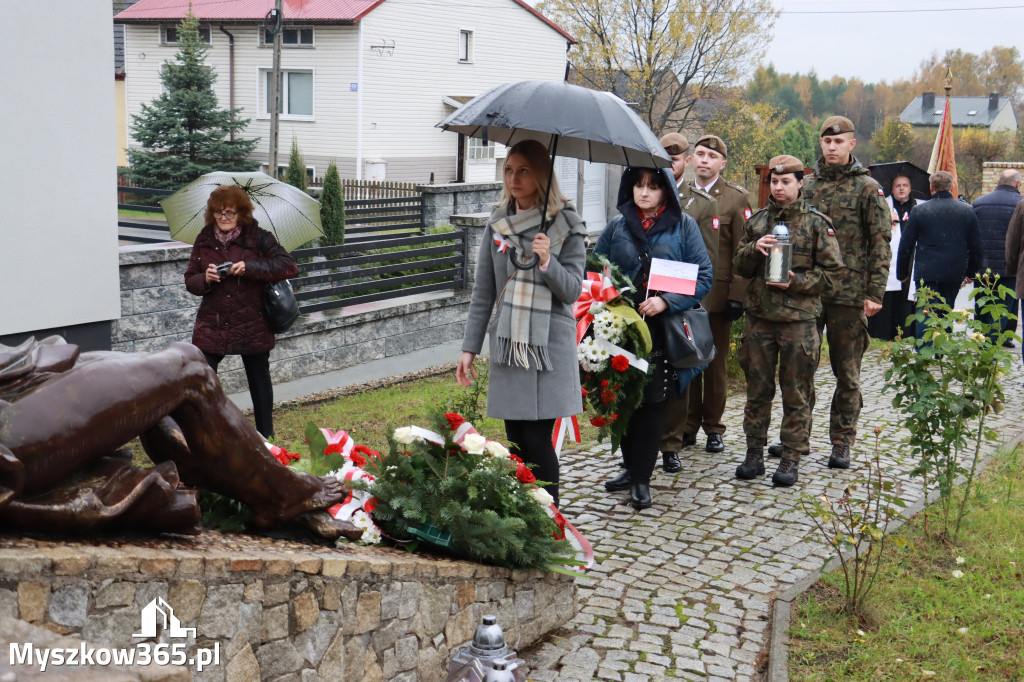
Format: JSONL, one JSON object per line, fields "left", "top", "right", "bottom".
{"left": 802, "top": 156, "right": 892, "bottom": 449}
{"left": 660, "top": 182, "right": 719, "bottom": 453}
{"left": 734, "top": 197, "right": 843, "bottom": 463}
{"left": 685, "top": 175, "right": 752, "bottom": 440}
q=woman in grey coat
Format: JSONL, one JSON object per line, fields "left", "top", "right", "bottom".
{"left": 456, "top": 139, "right": 587, "bottom": 507}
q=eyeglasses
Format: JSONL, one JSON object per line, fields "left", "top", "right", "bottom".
{"left": 214, "top": 210, "right": 238, "bottom": 219}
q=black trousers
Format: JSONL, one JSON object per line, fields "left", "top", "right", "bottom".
{"left": 620, "top": 401, "right": 668, "bottom": 485}
{"left": 203, "top": 351, "right": 274, "bottom": 439}
{"left": 504, "top": 419, "right": 559, "bottom": 508}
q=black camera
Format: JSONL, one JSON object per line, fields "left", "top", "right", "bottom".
{"left": 215, "top": 261, "right": 234, "bottom": 277}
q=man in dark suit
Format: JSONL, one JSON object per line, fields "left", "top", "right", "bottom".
{"left": 973, "top": 169, "right": 1023, "bottom": 343}
{"left": 897, "top": 171, "right": 982, "bottom": 339}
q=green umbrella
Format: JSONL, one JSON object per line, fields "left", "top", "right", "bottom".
{"left": 160, "top": 171, "right": 323, "bottom": 252}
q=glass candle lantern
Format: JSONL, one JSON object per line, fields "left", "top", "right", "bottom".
{"left": 764, "top": 222, "right": 792, "bottom": 283}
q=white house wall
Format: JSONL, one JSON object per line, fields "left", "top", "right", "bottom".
{"left": 122, "top": 1, "right": 568, "bottom": 183}
{"left": 359, "top": 0, "right": 568, "bottom": 182}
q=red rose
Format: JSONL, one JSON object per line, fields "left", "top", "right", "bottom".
{"left": 611, "top": 355, "right": 630, "bottom": 372}
{"left": 509, "top": 454, "right": 524, "bottom": 464}
{"left": 601, "top": 379, "right": 609, "bottom": 387}
{"left": 590, "top": 416, "right": 607, "bottom": 427}
{"left": 515, "top": 464, "right": 537, "bottom": 484}
{"left": 444, "top": 412, "right": 467, "bottom": 430}
{"left": 581, "top": 386, "right": 589, "bottom": 397}
{"left": 610, "top": 413, "right": 619, "bottom": 421}
{"left": 613, "top": 385, "right": 621, "bottom": 390}
{"left": 601, "top": 389, "right": 615, "bottom": 404}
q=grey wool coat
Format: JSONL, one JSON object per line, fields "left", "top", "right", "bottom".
{"left": 462, "top": 205, "right": 587, "bottom": 421}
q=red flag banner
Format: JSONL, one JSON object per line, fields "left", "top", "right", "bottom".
{"left": 927, "top": 98, "right": 959, "bottom": 198}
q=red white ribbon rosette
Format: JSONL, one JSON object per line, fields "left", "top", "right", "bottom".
{"left": 317, "top": 428, "right": 381, "bottom": 543}
{"left": 573, "top": 271, "right": 620, "bottom": 344}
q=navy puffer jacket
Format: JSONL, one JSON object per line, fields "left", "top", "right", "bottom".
{"left": 972, "top": 184, "right": 1023, "bottom": 277}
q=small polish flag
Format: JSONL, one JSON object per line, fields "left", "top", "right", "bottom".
{"left": 648, "top": 258, "right": 699, "bottom": 296}
{"left": 877, "top": 188, "right": 885, "bottom": 196}
{"left": 712, "top": 217, "right": 720, "bottom": 230}
{"left": 744, "top": 208, "right": 752, "bottom": 220}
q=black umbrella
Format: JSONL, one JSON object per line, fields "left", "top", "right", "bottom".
{"left": 868, "top": 161, "right": 932, "bottom": 202}
{"left": 438, "top": 80, "right": 671, "bottom": 269}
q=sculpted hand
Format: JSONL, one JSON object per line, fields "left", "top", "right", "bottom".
{"left": 532, "top": 233, "right": 551, "bottom": 266}
{"left": 456, "top": 351, "right": 478, "bottom": 387}
{"left": 864, "top": 299, "right": 883, "bottom": 317}
{"left": 638, "top": 296, "right": 668, "bottom": 316}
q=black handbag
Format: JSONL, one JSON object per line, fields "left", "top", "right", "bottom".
{"left": 264, "top": 279, "right": 299, "bottom": 333}
{"left": 663, "top": 304, "right": 717, "bottom": 368}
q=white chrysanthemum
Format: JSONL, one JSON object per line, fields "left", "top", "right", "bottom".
{"left": 484, "top": 440, "right": 511, "bottom": 458}
{"left": 393, "top": 427, "right": 419, "bottom": 445}
{"left": 592, "top": 310, "right": 625, "bottom": 343}
{"left": 350, "top": 510, "right": 381, "bottom": 544}
{"left": 578, "top": 338, "right": 607, "bottom": 372}
{"left": 462, "top": 433, "right": 487, "bottom": 454}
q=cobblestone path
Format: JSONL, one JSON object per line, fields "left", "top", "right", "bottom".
{"left": 520, "top": 347, "right": 1024, "bottom": 681}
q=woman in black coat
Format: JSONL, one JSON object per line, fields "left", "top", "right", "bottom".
{"left": 184, "top": 185, "right": 297, "bottom": 438}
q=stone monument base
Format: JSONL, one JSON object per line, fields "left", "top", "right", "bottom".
{"left": 0, "top": 532, "right": 577, "bottom": 681}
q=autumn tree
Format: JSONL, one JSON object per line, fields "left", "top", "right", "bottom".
{"left": 777, "top": 118, "right": 817, "bottom": 165}
{"left": 541, "top": 0, "right": 779, "bottom": 135}
{"left": 955, "top": 128, "right": 1012, "bottom": 201}
{"left": 706, "top": 99, "right": 784, "bottom": 190}
{"left": 873, "top": 117, "right": 917, "bottom": 163}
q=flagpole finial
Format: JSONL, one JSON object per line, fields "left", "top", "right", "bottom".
{"left": 944, "top": 65, "right": 953, "bottom": 97}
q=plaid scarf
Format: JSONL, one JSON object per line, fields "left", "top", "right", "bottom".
{"left": 214, "top": 225, "right": 242, "bottom": 246}
{"left": 490, "top": 205, "right": 583, "bottom": 370}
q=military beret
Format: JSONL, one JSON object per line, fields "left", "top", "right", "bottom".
{"left": 659, "top": 132, "right": 689, "bottom": 156}
{"left": 768, "top": 155, "right": 804, "bottom": 175}
{"left": 820, "top": 115, "right": 855, "bottom": 137}
{"left": 695, "top": 135, "right": 727, "bottom": 158}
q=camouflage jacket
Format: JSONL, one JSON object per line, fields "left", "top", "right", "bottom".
{"left": 679, "top": 183, "right": 720, "bottom": 286}
{"left": 802, "top": 156, "right": 892, "bottom": 307}
{"left": 734, "top": 197, "right": 844, "bottom": 322}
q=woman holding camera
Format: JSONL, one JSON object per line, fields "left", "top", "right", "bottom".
{"left": 184, "top": 185, "right": 297, "bottom": 439}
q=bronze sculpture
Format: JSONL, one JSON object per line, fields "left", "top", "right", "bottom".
{"left": 0, "top": 336, "right": 357, "bottom": 540}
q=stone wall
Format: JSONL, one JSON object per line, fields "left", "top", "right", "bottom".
{"left": 419, "top": 182, "right": 502, "bottom": 228}
{"left": 982, "top": 161, "right": 1024, "bottom": 196}
{"left": 116, "top": 241, "right": 475, "bottom": 396}
{"left": 0, "top": 540, "right": 577, "bottom": 681}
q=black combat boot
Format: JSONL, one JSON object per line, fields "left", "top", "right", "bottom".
{"left": 629, "top": 482, "right": 652, "bottom": 510}
{"left": 767, "top": 442, "right": 784, "bottom": 457}
{"left": 772, "top": 459, "right": 799, "bottom": 487}
{"left": 735, "top": 448, "right": 765, "bottom": 480}
{"left": 605, "top": 470, "right": 632, "bottom": 492}
{"left": 828, "top": 444, "right": 851, "bottom": 469}
{"left": 706, "top": 433, "right": 725, "bottom": 453}
{"left": 662, "top": 451, "right": 682, "bottom": 473}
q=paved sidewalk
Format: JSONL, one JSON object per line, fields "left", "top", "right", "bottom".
{"left": 520, "top": 347, "right": 1024, "bottom": 681}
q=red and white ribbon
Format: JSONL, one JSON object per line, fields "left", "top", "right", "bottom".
{"left": 493, "top": 234, "right": 510, "bottom": 254}
{"left": 548, "top": 504, "right": 594, "bottom": 569}
{"left": 551, "top": 415, "right": 582, "bottom": 457}
{"left": 573, "top": 271, "right": 620, "bottom": 344}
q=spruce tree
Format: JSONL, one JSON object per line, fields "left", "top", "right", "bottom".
{"left": 320, "top": 161, "right": 346, "bottom": 246}
{"left": 127, "top": 13, "right": 259, "bottom": 189}
{"left": 285, "top": 137, "right": 309, "bottom": 193}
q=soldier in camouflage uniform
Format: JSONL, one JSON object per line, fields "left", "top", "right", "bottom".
{"left": 657, "top": 133, "right": 719, "bottom": 473}
{"left": 734, "top": 156, "right": 843, "bottom": 486}
{"left": 785, "top": 116, "right": 892, "bottom": 470}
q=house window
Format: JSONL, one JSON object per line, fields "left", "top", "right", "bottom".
{"left": 459, "top": 29, "right": 473, "bottom": 63}
{"left": 261, "top": 69, "right": 314, "bottom": 119}
{"left": 162, "top": 25, "right": 211, "bottom": 45}
{"left": 262, "top": 164, "right": 316, "bottom": 184}
{"left": 468, "top": 137, "right": 494, "bottom": 161}
{"left": 261, "top": 27, "right": 314, "bottom": 47}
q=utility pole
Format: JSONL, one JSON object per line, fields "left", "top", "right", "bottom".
{"left": 267, "top": 0, "right": 283, "bottom": 178}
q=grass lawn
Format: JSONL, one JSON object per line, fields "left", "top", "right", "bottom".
{"left": 789, "top": 446, "right": 1024, "bottom": 681}
{"left": 118, "top": 208, "right": 165, "bottom": 220}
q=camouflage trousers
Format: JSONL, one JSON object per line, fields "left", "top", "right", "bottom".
{"left": 815, "top": 303, "right": 869, "bottom": 447}
{"left": 739, "top": 317, "right": 819, "bottom": 462}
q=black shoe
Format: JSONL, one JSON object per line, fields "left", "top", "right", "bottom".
{"left": 681, "top": 432, "right": 698, "bottom": 447}
{"left": 1003, "top": 340, "right": 1015, "bottom": 348}
{"left": 605, "top": 470, "right": 632, "bottom": 492}
{"left": 767, "top": 442, "right": 784, "bottom": 458}
{"left": 662, "top": 451, "right": 682, "bottom": 473}
{"left": 706, "top": 433, "right": 725, "bottom": 453}
{"left": 629, "top": 482, "right": 652, "bottom": 510}
{"left": 828, "top": 444, "right": 851, "bottom": 469}
{"left": 735, "top": 449, "right": 765, "bottom": 480}
{"left": 772, "top": 459, "right": 799, "bottom": 487}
